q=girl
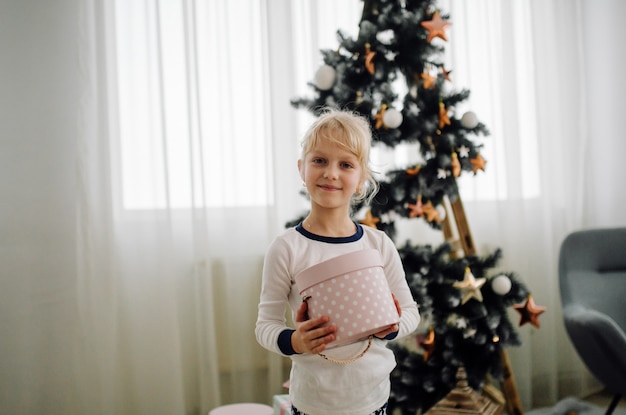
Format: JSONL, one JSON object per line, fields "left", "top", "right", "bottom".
{"left": 256, "top": 108, "right": 420, "bottom": 415}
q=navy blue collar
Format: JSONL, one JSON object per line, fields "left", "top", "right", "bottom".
{"left": 295, "top": 221, "right": 363, "bottom": 243}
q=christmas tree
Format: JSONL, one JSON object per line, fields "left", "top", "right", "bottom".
{"left": 289, "top": 0, "right": 544, "bottom": 414}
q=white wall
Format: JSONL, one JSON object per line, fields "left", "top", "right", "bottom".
{"left": 1, "top": 0, "right": 82, "bottom": 412}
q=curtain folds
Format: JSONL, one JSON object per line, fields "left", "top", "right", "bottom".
{"left": 87, "top": 1, "right": 362, "bottom": 413}
{"left": 2, "top": 1, "right": 625, "bottom": 414}
{"left": 443, "top": 0, "right": 597, "bottom": 406}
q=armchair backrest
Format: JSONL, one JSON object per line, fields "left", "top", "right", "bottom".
{"left": 559, "top": 227, "right": 626, "bottom": 331}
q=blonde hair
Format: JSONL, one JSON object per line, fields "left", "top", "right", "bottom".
{"left": 300, "top": 108, "right": 379, "bottom": 205}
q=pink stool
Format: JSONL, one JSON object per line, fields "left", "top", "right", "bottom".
{"left": 209, "top": 403, "right": 273, "bottom": 415}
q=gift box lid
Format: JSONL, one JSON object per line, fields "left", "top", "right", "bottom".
{"left": 295, "top": 249, "right": 383, "bottom": 292}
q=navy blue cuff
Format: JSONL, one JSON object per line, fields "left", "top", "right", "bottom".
{"left": 384, "top": 331, "right": 399, "bottom": 341}
{"left": 278, "top": 329, "right": 298, "bottom": 355}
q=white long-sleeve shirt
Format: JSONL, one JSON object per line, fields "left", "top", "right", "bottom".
{"left": 256, "top": 223, "right": 420, "bottom": 415}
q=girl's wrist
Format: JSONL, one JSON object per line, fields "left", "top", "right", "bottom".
{"left": 278, "top": 329, "right": 299, "bottom": 355}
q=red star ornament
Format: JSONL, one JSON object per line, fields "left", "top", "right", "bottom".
{"left": 420, "top": 11, "right": 452, "bottom": 43}
{"left": 514, "top": 295, "right": 547, "bottom": 328}
{"left": 359, "top": 209, "right": 380, "bottom": 228}
{"left": 453, "top": 267, "right": 486, "bottom": 304}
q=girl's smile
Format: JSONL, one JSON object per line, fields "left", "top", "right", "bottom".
{"left": 318, "top": 184, "right": 341, "bottom": 191}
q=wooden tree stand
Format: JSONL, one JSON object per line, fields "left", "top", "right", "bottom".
{"left": 441, "top": 195, "right": 524, "bottom": 415}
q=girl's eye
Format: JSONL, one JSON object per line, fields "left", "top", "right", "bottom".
{"left": 341, "top": 162, "right": 354, "bottom": 169}
{"left": 312, "top": 158, "right": 326, "bottom": 164}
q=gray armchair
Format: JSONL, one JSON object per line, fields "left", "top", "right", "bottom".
{"left": 558, "top": 227, "right": 626, "bottom": 415}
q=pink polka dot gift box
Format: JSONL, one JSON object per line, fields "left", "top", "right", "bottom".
{"left": 295, "top": 249, "right": 400, "bottom": 349}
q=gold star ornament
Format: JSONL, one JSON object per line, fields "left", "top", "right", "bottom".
{"left": 470, "top": 153, "right": 487, "bottom": 174}
{"left": 451, "top": 152, "right": 461, "bottom": 177}
{"left": 419, "top": 327, "right": 436, "bottom": 361}
{"left": 453, "top": 267, "right": 486, "bottom": 304}
{"left": 374, "top": 104, "right": 387, "bottom": 129}
{"left": 364, "top": 43, "right": 376, "bottom": 75}
{"left": 420, "top": 11, "right": 452, "bottom": 43}
{"left": 421, "top": 201, "right": 441, "bottom": 223}
{"left": 406, "top": 165, "right": 421, "bottom": 176}
{"left": 359, "top": 209, "right": 380, "bottom": 228}
{"left": 438, "top": 101, "right": 451, "bottom": 129}
{"left": 407, "top": 196, "right": 424, "bottom": 218}
{"left": 421, "top": 71, "right": 436, "bottom": 89}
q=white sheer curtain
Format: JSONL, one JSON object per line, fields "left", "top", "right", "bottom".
{"left": 103, "top": 0, "right": 362, "bottom": 413}
{"left": 0, "top": 0, "right": 357, "bottom": 414}
{"left": 440, "top": 0, "right": 626, "bottom": 409}
{"left": 2, "top": 0, "right": 626, "bottom": 414}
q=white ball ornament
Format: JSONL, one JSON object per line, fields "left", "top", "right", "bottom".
{"left": 436, "top": 204, "right": 446, "bottom": 221}
{"left": 492, "top": 274, "right": 512, "bottom": 296}
{"left": 313, "top": 65, "right": 336, "bottom": 91}
{"left": 382, "top": 108, "right": 403, "bottom": 129}
{"left": 461, "top": 111, "right": 479, "bottom": 129}
{"left": 376, "top": 29, "right": 395, "bottom": 45}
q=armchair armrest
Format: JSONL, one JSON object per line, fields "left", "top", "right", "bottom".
{"left": 563, "top": 304, "right": 626, "bottom": 394}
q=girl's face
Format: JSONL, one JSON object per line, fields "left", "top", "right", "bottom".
{"left": 299, "top": 137, "right": 363, "bottom": 211}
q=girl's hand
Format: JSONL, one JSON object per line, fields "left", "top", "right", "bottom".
{"left": 374, "top": 293, "right": 401, "bottom": 339}
{"left": 291, "top": 300, "right": 337, "bottom": 354}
